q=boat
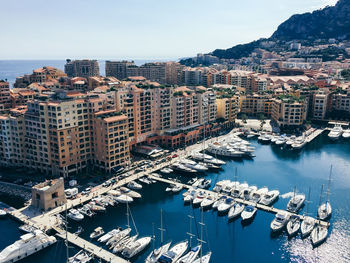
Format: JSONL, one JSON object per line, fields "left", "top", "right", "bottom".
{"left": 107, "top": 228, "right": 132, "bottom": 246}
{"left": 200, "top": 195, "right": 217, "bottom": 209}
{"left": 217, "top": 197, "right": 235, "bottom": 213}
{"left": 139, "top": 177, "right": 152, "bottom": 184}
{"left": 192, "top": 191, "right": 207, "bottom": 206}
{"left": 291, "top": 137, "right": 307, "bottom": 149}
{"left": 0, "top": 209, "right": 7, "bottom": 218}
{"left": 250, "top": 187, "right": 268, "bottom": 203}
{"left": 212, "top": 180, "right": 230, "bottom": 193}
{"left": 191, "top": 152, "right": 226, "bottom": 165}
{"left": 286, "top": 189, "right": 305, "bottom": 213}
{"left": 0, "top": 230, "right": 56, "bottom": 263}
{"left": 259, "top": 190, "right": 280, "bottom": 206}
{"left": 166, "top": 184, "right": 176, "bottom": 192}
{"left": 270, "top": 211, "right": 290, "bottom": 232}
{"left": 258, "top": 133, "right": 272, "bottom": 144}
{"left": 286, "top": 215, "right": 301, "bottom": 236}
{"left": 180, "top": 159, "right": 208, "bottom": 172}
{"left": 119, "top": 187, "right": 141, "bottom": 198}
{"left": 196, "top": 179, "right": 211, "bottom": 189}
{"left": 188, "top": 178, "right": 198, "bottom": 185}
{"left": 127, "top": 181, "right": 143, "bottom": 190}
{"left": 160, "top": 168, "right": 173, "bottom": 174}
{"left": 285, "top": 135, "right": 296, "bottom": 147}
{"left": 98, "top": 228, "right": 121, "bottom": 243}
{"left": 240, "top": 186, "right": 257, "bottom": 200}
{"left": 87, "top": 203, "right": 106, "bottom": 212}
{"left": 241, "top": 205, "right": 257, "bottom": 221}
{"left": 122, "top": 236, "right": 152, "bottom": 258}
{"left": 18, "top": 224, "right": 38, "bottom": 234}
{"left": 275, "top": 136, "right": 287, "bottom": 145}
{"left": 67, "top": 209, "right": 84, "bottom": 221}
{"left": 68, "top": 250, "right": 92, "bottom": 263}
{"left": 111, "top": 234, "right": 137, "bottom": 253}
{"left": 328, "top": 125, "right": 343, "bottom": 140}
{"left": 78, "top": 205, "right": 95, "bottom": 218}
{"left": 172, "top": 184, "right": 184, "bottom": 193}
{"left": 206, "top": 142, "right": 243, "bottom": 158}
{"left": 199, "top": 162, "right": 220, "bottom": 170}
{"left": 183, "top": 189, "right": 198, "bottom": 204}
{"left": 212, "top": 196, "right": 227, "bottom": 210}
{"left": 318, "top": 166, "right": 332, "bottom": 221}
{"left": 301, "top": 216, "right": 316, "bottom": 237}
{"left": 192, "top": 252, "right": 212, "bottom": 263}
{"left": 228, "top": 203, "right": 245, "bottom": 220}
{"left": 171, "top": 163, "right": 197, "bottom": 174}
{"left": 75, "top": 226, "right": 84, "bottom": 236}
{"left": 177, "top": 245, "right": 201, "bottom": 263}
{"left": 311, "top": 225, "right": 328, "bottom": 246}
{"left": 90, "top": 227, "right": 104, "bottom": 239}
{"left": 342, "top": 128, "right": 350, "bottom": 138}
{"left": 115, "top": 194, "right": 134, "bottom": 203}
{"left": 157, "top": 240, "right": 188, "bottom": 263}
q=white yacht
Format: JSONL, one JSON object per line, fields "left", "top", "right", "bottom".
{"left": 0, "top": 209, "right": 6, "bottom": 218}
{"left": 160, "top": 168, "right": 173, "bottom": 174}
{"left": 240, "top": 186, "right": 257, "bottom": 201}
{"left": 192, "top": 191, "right": 207, "bottom": 206}
{"left": 228, "top": 203, "right": 245, "bottom": 220}
{"left": 192, "top": 252, "right": 212, "bottom": 263}
{"left": 291, "top": 137, "right": 307, "bottom": 149}
{"left": 285, "top": 135, "right": 296, "bottom": 147}
{"left": 122, "top": 236, "right": 151, "bottom": 258}
{"left": 78, "top": 205, "right": 94, "bottom": 218}
{"left": 286, "top": 215, "right": 300, "bottom": 236}
{"left": 157, "top": 240, "right": 188, "bottom": 263}
{"left": 172, "top": 184, "right": 184, "bottom": 193}
{"left": 311, "top": 225, "right": 328, "bottom": 246}
{"left": 250, "top": 187, "right": 268, "bottom": 203}
{"left": 191, "top": 152, "right": 225, "bottom": 165}
{"left": 207, "top": 143, "right": 243, "bottom": 158}
{"left": 68, "top": 250, "right": 92, "bottom": 263}
{"left": 300, "top": 216, "right": 315, "bottom": 237}
{"left": 145, "top": 242, "right": 171, "bottom": 263}
{"left": 127, "top": 181, "right": 143, "bottom": 190}
{"left": 200, "top": 195, "right": 217, "bottom": 209}
{"left": 177, "top": 244, "right": 201, "bottom": 263}
{"left": 212, "top": 196, "right": 227, "bottom": 210}
{"left": 342, "top": 128, "right": 350, "bottom": 138}
{"left": 217, "top": 198, "right": 235, "bottom": 213}
{"left": 180, "top": 159, "right": 208, "bottom": 172}
{"left": 0, "top": 230, "right": 56, "bottom": 263}
{"left": 171, "top": 163, "right": 197, "bottom": 174}
{"left": 119, "top": 187, "right": 142, "bottom": 198}
{"left": 18, "top": 224, "right": 38, "bottom": 234}
{"left": 183, "top": 189, "right": 198, "bottom": 204}
{"left": 107, "top": 228, "right": 132, "bottom": 246}
{"left": 318, "top": 168, "right": 333, "bottom": 221}
{"left": 98, "top": 228, "right": 121, "bottom": 243}
{"left": 67, "top": 209, "right": 84, "bottom": 221}
{"left": 328, "top": 125, "right": 343, "bottom": 140}
{"left": 196, "top": 179, "right": 211, "bottom": 189}
{"left": 90, "top": 227, "right": 104, "bottom": 239}
{"left": 270, "top": 211, "right": 290, "bottom": 232}
{"left": 286, "top": 194, "right": 305, "bottom": 213}
{"left": 241, "top": 205, "right": 257, "bottom": 221}
{"left": 113, "top": 234, "right": 138, "bottom": 253}
{"left": 275, "top": 137, "right": 287, "bottom": 145}
{"left": 115, "top": 194, "right": 134, "bottom": 203}
{"left": 259, "top": 190, "right": 280, "bottom": 206}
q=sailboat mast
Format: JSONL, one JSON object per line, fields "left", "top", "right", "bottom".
{"left": 65, "top": 203, "right": 68, "bottom": 263}
{"left": 197, "top": 207, "right": 206, "bottom": 262}
{"left": 319, "top": 184, "right": 324, "bottom": 209}
{"left": 326, "top": 165, "right": 332, "bottom": 203}
{"left": 186, "top": 214, "right": 195, "bottom": 248}
{"left": 126, "top": 202, "right": 130, "bottom": 228}
{"left": 306, "top": 187, "right": 311, "bottom": 216}
{"left": 158, "top": 209, "right": 165, "bottom": 245}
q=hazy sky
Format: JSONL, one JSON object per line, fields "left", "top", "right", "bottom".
{"left": 0, "top": 0, "right": 338, "bottom": 60}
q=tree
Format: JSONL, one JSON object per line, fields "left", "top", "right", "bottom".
{"left": 258, "top": 114, "right": 266, "bottom": 130}
{"left": 241, "top": 114, "right": 248, "bottom": 124}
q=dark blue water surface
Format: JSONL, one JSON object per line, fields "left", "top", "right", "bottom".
{"left": 1, "top": 134, "right": 350, "bottom": 263}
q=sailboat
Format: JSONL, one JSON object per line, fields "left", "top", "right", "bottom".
{"left": 318, "top": 166, "right": 332, "bottom": 220}
{"left": 286, "top": 187, "right": 305, "bottom": 213}
{"left": 145, "top": 210, "right": 172, "bottom": 263}
{"left": 193, "top": 208, "right": 212, "bottom": 263}
{"left": 300, "top": 187, "right": 315, "bottom": 237}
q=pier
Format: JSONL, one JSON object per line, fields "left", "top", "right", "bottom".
{"left": 305, "top": 128, "right": 325, "bottom": 143}
{"left": 53, "top": 226, "right": 129, "bottom": 263}
{"left": 148, "top": 175, "right": 330, "bottom": 228}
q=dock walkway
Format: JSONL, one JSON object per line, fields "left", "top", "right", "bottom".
{"left": 53, "top": 226, "right": 129, "bottom": 263}
{"left": 148, "top": 175, "right": 330, "bottom": 228}
{"left": 305, "top": 129, "right": 324, "bottom": 143}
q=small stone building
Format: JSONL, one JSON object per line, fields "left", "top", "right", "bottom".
{"left": 31, "top": 178, "right": 66, "bottom": 211}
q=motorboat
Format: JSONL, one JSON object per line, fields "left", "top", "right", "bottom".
{"left": 300, "top": 216, "right": 315, "bottom": 237}
{"left": 285, "top": 135, "right": 296, "bottom": 147}
{"left": 287, "top": 194, "right": 305, "bottom": 213}
{"left": 119, "top": 187, "right": 141, "bottom": 198}
{"left": 68, "top": 249, "right": 92, "bottom": 263}
{"left": 212, "top": 180, "right": 230, "bottom": 193}
{"left": 166, "top": 184, "right": 176, "bottom": 192}
{"left": 127, "top": 181, "right": 142, "bottom": 190}
{"left": 328, "top": 125, "right": 343, "bottom": 140}
{"left": 78, "top": 205, "right": 95, "bottom": 218}
{"left": 228, "top": 203, "right": 245, "bottom": 220}
{"left": 199, "top": 162, "right": 221, "bottom": 170}
{"left": 171, "top": 163, "right": 197, "bottom": 174}
{"left": 160, "top": 168, "right": 173, "bottom": 174}
{"left": 286, "top": 215, "right": 301, "bottom": 236}
{"left": 241, "top": 205, "right": 257, "bottom": 221}
{"left": 192, "top": 252, "right": 212, "bottom": 263}
{"left": 177, "top": 244, "right": 201, "bottom": 263}
{"left": 270, "top": 211, "right": 290, "bottom": 232}
{"left": 145, "top": 242, "right": 172, "bottom": 263}
{"left": 191, "top": 152, "right": 226, "bottom": 165}
{"left": 188, "top": 178, "right": 198, "bottom": 185}
{"left": 200, "top": 195, "right": 217, "bottom": 209}
{"left": 258, "top": 134, "right": 272, "bottom": 144}
{"left": 115, "top": 194, "right": 134, "bottom": 203}
{"left": 270, "top": 135, "right": 278, "bottom": 144}
{"left": 180, "top": 159, "right": 208, "bottom": 172}
{"left": 196, "top": 179, "right": 211, "bottom": 189}
{"left": 0, "top": 209, "right": 6, "bottom": 218}
{"left": 217, "top": 197, "right": 235, "bottom": 213}
{"left": 172, "top": 184, "right": 184, "bottom": 193}
{"left": 67, "top": 209, "right": 84, "bottom": 221}
{"left": 18, "top": 224, "right": 38, "bottom": 234}
{"left": 0, "top": 230, "right": 56, "bottom": 263}
{"left": 98, "top": 228, "right": 121, "bottom": 243}
{"left": 90, "top": 227, "right": 104, "bottom": 239}
{"left": 240, "top": 186, "right": 257, "bottom": 200}
{"left": 107, "top": 228, "right": 132, "bottom": 247}
{"left": 192, "top": 191, "right": 207, "bottom": 206}
{"left": 87, "top": 203, "right": 106, "bottom": 213}
{"left": 275, "top": 137, "right": 287, "bottom": 145}
{"left": 207, "top": 142, "right": 244, "bottom": 158}
{"left": 183, "top": 189, "right": 198, "bottom": 204}
{"left": 122, "top": 236, "right": 151, "bottom": 258}
{"left": 113, "top": 234, "right": 138, "bottom": 253}
{"left": 250, "top": 187, "right": 268, "bottom": 203}
{"left": 212, "top": 196, "right": 227, "bottom": 210}
{"left": 157, "top": 240, "right": 188, "bottom": 263}
{"left": 259, "top": 190, "right": 280, "bottom": 206}
{"left": 291, "top": 137, "right": 307, "bottom": 149}
{"left": 139, "top": 177, "right": 152, "bottom": 184}
{"left": 342, "top": 129, "right": 350, "bottom": 138}
{"left": 311, "top": 225, "right": 328, "bottom": 246}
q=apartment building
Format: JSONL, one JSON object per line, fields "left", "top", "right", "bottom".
{"left": 240, "top": 94, "right": 272, "bottom": 116}
{"left": 251, "top": 74, "right": 269, "bottom": 92}
{"left": 165, "top": 62, "right": 184, "bottom": 85}
{"left": 93, "top": 110, "right": 129, "bottom": 173}
{"left": 14, "top": 67, "right": 66, "bottom": 88}
{"left": 88, "top": 76, "right": 120, "bottom": 90}
{"left": 105, "top": 60, "right": 136, "bottom": 80}
{"left": 332, "top": 91, "right": 350, "bottom": 113}
{"left": 271, "top": 97, "right": 307, "bottom": 127}
{"left": 216, "top": 96, "right": 240, "bottom": 123}
{"left": 312, "top": 90, "right": 329, "bottom": 120}
{"left": 195, "top": 87, "right": 217, "bottom": 124}
{"left": 182, "top": 68, "right": 203, "bottom": 86}
{"left": 0, "top": 81, "right": 11, "bottom": 111}
{"left": 64, "top": 59, "right": 100, "bottom": 78}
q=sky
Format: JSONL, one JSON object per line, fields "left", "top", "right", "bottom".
{"left": 0, "top": 0, "right": 338, "bottom": 60}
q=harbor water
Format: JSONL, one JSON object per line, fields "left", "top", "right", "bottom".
{"left": 1, "top": 133, "right": 350, "bottom": 263}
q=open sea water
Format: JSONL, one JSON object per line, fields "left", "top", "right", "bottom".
{"left": 0, "top": 133, "right": 350, "bottom": 263}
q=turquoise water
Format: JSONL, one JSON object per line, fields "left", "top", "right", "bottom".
{"left": 1, "top": 134, "right": 350, "bottom": 263}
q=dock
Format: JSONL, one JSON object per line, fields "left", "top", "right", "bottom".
{"left": 53, "top": 226, "right": 129, "bottom": 263}
{"left": 305, "top": 128, "right": 324, "bottom": 143}
{"left": 148, "top": 175, "right": 330, "bottom": 228}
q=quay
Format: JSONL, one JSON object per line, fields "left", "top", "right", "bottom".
{"left": 305, "top": 128, "right": 324, "bottom": 143}
{"left": 53, "top": 226, "right": 129, "bottom": 263}
{"left": 148, "top": 174, "right": 330, "bottom": 228}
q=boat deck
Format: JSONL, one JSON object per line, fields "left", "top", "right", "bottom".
{"left": 148, "top": 175, "right": 330, "bottom": 228}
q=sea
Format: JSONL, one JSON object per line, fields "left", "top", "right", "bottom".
{"left": 0, "top": 133, "right": 350, "bottom": 263}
